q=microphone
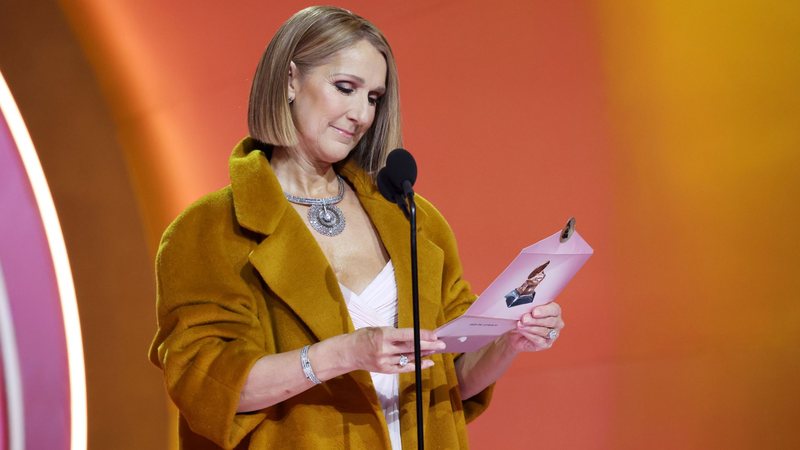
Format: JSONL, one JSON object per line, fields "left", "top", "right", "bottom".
{"left": 377, "top": 147, "right": 425, "bottom": 449}
{"left": 377, "top": 148, "right": 417, "bottom": 213}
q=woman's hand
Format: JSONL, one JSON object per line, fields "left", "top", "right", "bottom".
{"left": 505, "top": 302, "right": 564, "bottom": 353}
{"left": 238, "top": 327, "right": 442, "bottom": 412}
{"left": 454, "top": 302, "right": 565, "bottom": 399}
{"left": 345, "top": 327, "right": 445, "bottom": 374}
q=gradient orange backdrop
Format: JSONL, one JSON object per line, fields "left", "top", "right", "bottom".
{"left": 2, "top": 0, "right": 798, "bottom": 448}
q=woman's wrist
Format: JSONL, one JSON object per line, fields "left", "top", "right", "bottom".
{"left": 306, "top": 333, "right": 358, "bottom": 382}
{"left": 495, "top": 332, "right": 521, "bottom": 357}
{"left": 300, "top": 345, "right": 322, "bottom": 384}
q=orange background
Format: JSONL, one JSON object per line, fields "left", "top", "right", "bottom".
{"left": 1, "top": 0, "right": 799, "bottom": 448}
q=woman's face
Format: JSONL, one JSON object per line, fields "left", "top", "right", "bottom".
{"left": 288, "top": 39, "right": 387, "bottom": 166}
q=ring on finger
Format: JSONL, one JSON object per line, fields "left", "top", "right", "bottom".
{"left": 398, "top": 354, "right": 409, "bottom": 367}
{"left": 547, "top": 328, "right": 559, "bottom": 340}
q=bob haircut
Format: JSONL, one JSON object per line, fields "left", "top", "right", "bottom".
{"left": 248, "top": 6, "right": 402, "bottom": 176}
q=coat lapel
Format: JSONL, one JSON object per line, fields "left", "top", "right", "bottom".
{"left": 248, "top": 216, "right": 355, "bottom": 341}
{"left": 230, "top": 140, "right": 353, "bottom": 342}
{"left": 338, "top": 162, "right": 444, "bottom": 332}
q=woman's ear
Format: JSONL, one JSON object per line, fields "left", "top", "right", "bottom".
{"left": 287, "top": 61, "right": 299, "bottom": 103}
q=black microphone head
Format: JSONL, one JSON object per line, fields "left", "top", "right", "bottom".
{"left": 378, "top": 148, "right": 417, "bottom": 203}
{"left": 384, "top": 148, "right": 417, "bottom": 191}
{"left": 377, "top": 166, "right": 397, "bottom": 202}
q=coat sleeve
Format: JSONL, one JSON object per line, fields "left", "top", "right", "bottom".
{"left": 417, "top": 196, "right": 495, "bottom": 423}
{"left": 148, "top": 190, "right": 270, "bottom": 449}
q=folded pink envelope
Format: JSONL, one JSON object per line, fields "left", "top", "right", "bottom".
{"left": 435, "top": 222, "right": 593, "bottom": 353}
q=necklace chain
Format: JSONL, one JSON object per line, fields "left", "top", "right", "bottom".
{"left": 283, "top": 175, "right": 347, "bottom": 237}
{"left": 283, "top": 176, "right": 345, "bottom": 206}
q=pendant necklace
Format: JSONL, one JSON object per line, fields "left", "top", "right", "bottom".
{"left": 284, "top": 176, "right": 346, "bottom": 237}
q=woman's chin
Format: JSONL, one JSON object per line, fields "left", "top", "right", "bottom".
{"left": 319, "top": 143, "right": 358, "bottom": 165}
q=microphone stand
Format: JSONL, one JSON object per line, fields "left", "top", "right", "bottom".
{"left": 400, "top": 180, "right": 424, "bottom": 450}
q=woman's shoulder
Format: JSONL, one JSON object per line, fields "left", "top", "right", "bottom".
{"left": 414, "top": 193, "right": 458, "bottom": 244}
{"left": 155, "top": 184, "right": 262, "bottom": 277}
{"left": 414, "top": 194, "right": 444, "bottom": 219}
{"left": 159, "top": 186, "right": 237, "bottom": 247}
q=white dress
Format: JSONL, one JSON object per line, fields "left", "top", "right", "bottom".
{"left": 339, "top": 260, "right": 402, "bottom": 450}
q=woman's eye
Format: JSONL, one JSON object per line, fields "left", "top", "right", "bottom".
{"left": 334, "top": 82, "right": 379, "bottom": 106}
{"left": 334, "top": 83, "right": 354, "bottom": 94}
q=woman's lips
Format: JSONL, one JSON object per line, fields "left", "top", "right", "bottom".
{"left": 331, "top": 125, "right": 355, "bottom": 139}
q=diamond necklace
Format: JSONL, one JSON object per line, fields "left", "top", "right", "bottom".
{"left": 283, "top": 176, "right": 346, "bottom": 237}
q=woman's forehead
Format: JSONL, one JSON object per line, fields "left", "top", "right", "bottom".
{"left": 318, "top": 41, "right": 387, "bottom": 88}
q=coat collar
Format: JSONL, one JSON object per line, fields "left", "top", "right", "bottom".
{"left": 229, "top": 138, "right": 287, "bottom": 235}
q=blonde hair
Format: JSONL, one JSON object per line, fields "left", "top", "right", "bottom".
{"left": 248, "top": 6, "right": 402, "bottom": 176}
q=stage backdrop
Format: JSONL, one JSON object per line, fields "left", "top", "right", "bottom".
{"left": 1, "top": 0, "right": 798, "bottom": 449}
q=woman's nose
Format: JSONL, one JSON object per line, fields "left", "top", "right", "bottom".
{"left": 348, "top": 95, "right": 372, "bottom": 125}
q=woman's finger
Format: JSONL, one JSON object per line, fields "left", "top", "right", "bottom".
{"left": 385, "top": 327, "right": 439, "bottom": 343}
{"left": 510, "top": 329, "right": 551, "bottom": 348}
{"left": 394, "top": 358, "right": 435, "bottom": 373}
{"left": 515, "top": 324, "right": 554, "bottom": 339}
{"left": 513, "top": 327, "right": 550, "bottom": 342}
{"left": 380, "top": 353, "right": 436, "bottom": 373}
{"left": 389, "top": 339, "right": 446, "bottom": 355}
{"left": 383, "top": 327, "right": 445, "bottom": 353}
{"left": 519, "top": 314, "right": 561, "bottom": 328}
{"left": 532, "top": 302, "right": 561, "bottom": 318}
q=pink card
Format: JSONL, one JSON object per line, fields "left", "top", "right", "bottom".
{"left": 435, "top": 220, "right": 593, "bottom": 353}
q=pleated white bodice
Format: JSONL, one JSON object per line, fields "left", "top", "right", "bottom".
{"left": 339, "top": 260, "right": 401, "bottom": 450}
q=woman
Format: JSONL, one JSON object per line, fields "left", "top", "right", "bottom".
{"left": 149, "top": 6, "right": 564, "bottom": 450}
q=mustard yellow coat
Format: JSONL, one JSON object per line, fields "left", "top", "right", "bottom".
{"left": 149, "top": 138, "right": 493, "bottom": 449}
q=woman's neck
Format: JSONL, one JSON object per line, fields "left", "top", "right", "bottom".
{"left": 270, "top": 147, "right": 339, "bottom": 198}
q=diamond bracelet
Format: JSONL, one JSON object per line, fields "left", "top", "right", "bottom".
{"left": 300, "top": 344, "right": 322, "bottom": 385}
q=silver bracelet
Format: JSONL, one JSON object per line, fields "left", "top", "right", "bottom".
{"left": 300, "top": 344, "right": 322, "bottom": 385}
